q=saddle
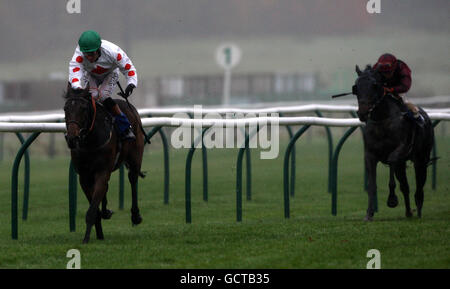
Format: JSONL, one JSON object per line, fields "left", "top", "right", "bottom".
{"left": 387, "top": 93, "right": 424, "bottom": 123}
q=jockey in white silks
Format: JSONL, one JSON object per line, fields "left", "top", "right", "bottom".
{"left": 68, "top": 30, "right": 137, "bottom": 140}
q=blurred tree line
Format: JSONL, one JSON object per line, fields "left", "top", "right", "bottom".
{"left": 0, "top": 0, "right": 448, "bottom": 63}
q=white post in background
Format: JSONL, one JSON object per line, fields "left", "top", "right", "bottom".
{"left": 215, "top": 43, "right": 242, "bottom": 106}
{"left": 223, "top": 68, "right": 231, "bottom": 106}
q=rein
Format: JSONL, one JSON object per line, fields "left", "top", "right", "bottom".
{"left": 355, "top": 71, "right": 387, "bottom": 122}
{"left": 66, "top": 87, "right": 102, "bottom": 134}
{"left": 87, "top": 87, "right": 101, "bottom": 132}
{"left": 65, "top": 90, "right": 113, "bottom": 151}
{"left": 367, "top": 93, "right": 386, "bottom": 120}
{"left": 366, "top": 94, "right": 406, "bottom": 126}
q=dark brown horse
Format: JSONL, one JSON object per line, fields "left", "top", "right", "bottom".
{"left": 64, "top": 84, "right": 145, "bottom": 243}
{"left": 352, "top": 65, "right": 434, "bottom": 221}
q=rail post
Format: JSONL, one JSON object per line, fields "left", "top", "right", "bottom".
{"left": 185, "top": 128, "right": 210, "bottom": 223}
{"left": 188, "top": 113, "right": 209, "bottom": 203}
{"left": 11, "top": 132, "right": 40, "bottom": 239}
{"left": 145, "top": 125, "right": 170, "bottom": 204}
{"left": 15, "top": 133, "right": 31, "bottom": 220}
{"left": 330, "top": 126, "right": 358, "bottom": 216}
{"left": 236, "top": 125, "right": 261, "bottom": 222}
{"left": 237, "top": 126, "right": 253, "bottom": 201}
{"left": 279, "top": 112, "right": 296, "bottom": 198}
{"left": 314, "top": 110, "right": 334, "bottom": 193}
{"left": 159, "top": 128, "right": 170, "bottom": 204}
{"left": 431, "top": 120, "right": 440, "bottom": 190}
{"left": 282, "top": 125, "right": 311, "bottom": 219}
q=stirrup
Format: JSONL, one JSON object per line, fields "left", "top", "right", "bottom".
{"left": 121, "top": 128, "right": 136, "bottom": 141}
{"left": 415, "top": 115, "right": 425, "bottom": 128}
{"left": 404, "top": 111, "right": 424, "bottom": 128}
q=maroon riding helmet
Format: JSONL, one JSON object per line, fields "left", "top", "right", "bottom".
{"left": 374, "top": 53, "right": 398, "bottom": 74}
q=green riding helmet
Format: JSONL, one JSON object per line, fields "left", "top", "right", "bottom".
{"left": 78, "top": 30, "right": 102, "bottom": 53}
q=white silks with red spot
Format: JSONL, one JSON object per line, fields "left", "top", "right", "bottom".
{"left": 68, "top": 39, "right": 138, "bottom": 91}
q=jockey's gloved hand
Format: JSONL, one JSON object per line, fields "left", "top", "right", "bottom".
{"left": 117, "top": 84, "right": 135, "bottom": 98}
{"left": 383, "top": 87, "right": 394, "bottom": 96}
{"left": 125, "top": 84, "right": 135, "bottom": 98}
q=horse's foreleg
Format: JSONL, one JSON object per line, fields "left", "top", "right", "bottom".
{"left": 387, "top": 165, "right": 398, "bottom": 208}
{"left": 79, "top": 174, "right": 94, "bottom": 243}
{"left": 83, "top": 205, "right": 96, "bottom": 244}
{"left": 414, "top": 162, "right": 427, "bottom": 218}
{"left": 94, "top": 208, "right": 104, "bottom": 240}
{"left": 365, "top": 153, "right": 378, "bottom": 221}
{"left": 83, "top": 173, "right": 109, "bottom": 243}
{"left": 79, "top": 174, "right": 94, "bottom": 202}
{"left": 129, "top": 170, "right": 142, "bottom": 226}
{"left": 394, "top": 162, "right": 413, "bottom": 218}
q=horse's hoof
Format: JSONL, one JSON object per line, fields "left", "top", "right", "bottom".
{"left": 82, "top": 238, "right": 90, "bottom": 244}
{"left": 387, "top": 195, "right": 398, "bottom": 208}
{"left": 406, "top": 211, "right": 413, "bottom": 218}
{"left": 412, "top": 207, "right": 422, "bottom": 218}
{"left": 132, "top": 215, "right": 142, "bottom": 226}
{"left": 102, "top": 209, "right": 114, "bottom": 220}
{"left": 364, "top": 215, "right": 373, "bottom": 222}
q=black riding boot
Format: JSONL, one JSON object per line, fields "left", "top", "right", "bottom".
{"left": 404, "top": 111, "right": 424, "bottom": 128}
{"left": 115, "top": 113, "right": 136, "bottom": 140}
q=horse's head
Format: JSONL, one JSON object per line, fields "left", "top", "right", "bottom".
{"left": 353, "top": 65, "right": 384, "bottom": 122}
{"left": 63, "top": 83, "right": 93, "bottom": 149}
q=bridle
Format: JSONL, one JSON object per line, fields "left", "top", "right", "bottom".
{"left": 367, "top": 91, "right": 385, "bottom": 120}
{"left": 356, "top": 73, "right": 385, "bottom": 121}
{"left": 64, "top": 87, "right": 116, "bottom": 151}
{"left": 65, "top": 94, "right": 97, "bottom": 139}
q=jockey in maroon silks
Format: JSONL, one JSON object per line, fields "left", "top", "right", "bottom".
{"left": 373, "top": 53, "right": 424, "bottom": 126}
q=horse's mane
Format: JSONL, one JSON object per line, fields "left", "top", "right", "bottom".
{"left": 363, "top": 64, "right": 373, "bottom": 72}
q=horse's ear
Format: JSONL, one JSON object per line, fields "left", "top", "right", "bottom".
{"left": 356, "top": 65, "right": 362, "bottom": 76}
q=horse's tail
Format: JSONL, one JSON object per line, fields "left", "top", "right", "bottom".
{"left": 118, "top": 99, "right": 151, "bottom": 144}
{"left": 127, "top": 102, "right": 150, "bottom": 145}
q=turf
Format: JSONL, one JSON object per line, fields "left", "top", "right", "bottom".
{"left": 0, "top": 131, "right": 448, "bottom": 269}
